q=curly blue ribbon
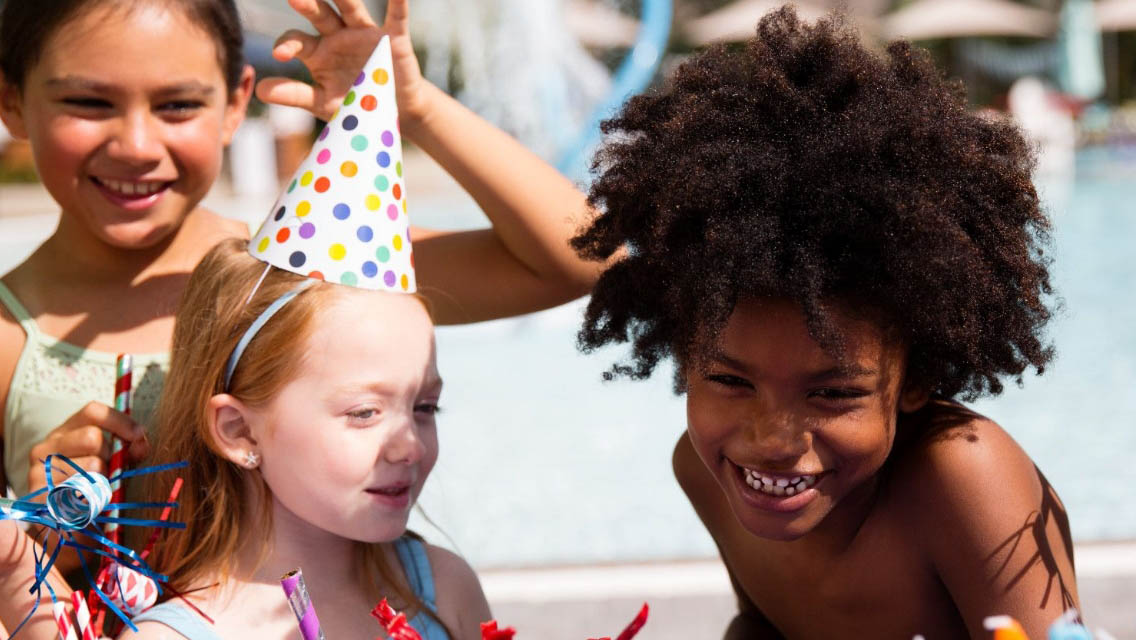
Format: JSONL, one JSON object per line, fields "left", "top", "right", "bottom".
{"left": 0, "top": 454, "right": 187, "bottom": 638}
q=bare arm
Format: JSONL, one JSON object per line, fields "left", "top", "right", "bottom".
{"left": 257, "top": 0, "right": 602, "bottom": 325}
{"left": 905, "top": 417, "right": 1078, "bottom": 638}
{"left": 0, "top": 521, "right": 72, "bottom": 640}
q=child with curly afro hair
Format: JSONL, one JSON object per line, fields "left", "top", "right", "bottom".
{"left": 572, "top": 7, "right": 1076, "bottom": 638}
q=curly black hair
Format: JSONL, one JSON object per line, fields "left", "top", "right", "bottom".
{"left": 572, "top": 7, "right": 1054, "bottom": 400}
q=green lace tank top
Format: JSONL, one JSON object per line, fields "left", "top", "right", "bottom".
{"left": 0, "top": 282, "right": 168, "bottom": 496}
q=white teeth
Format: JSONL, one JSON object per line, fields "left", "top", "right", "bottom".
{"left": 100, "top": 178, "right": 164, "bottom": 196}
{"left": 742, "top": 467, "right": 819, "bottom": 497}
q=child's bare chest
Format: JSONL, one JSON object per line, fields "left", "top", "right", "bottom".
{"left": 725, "top": 518, "right": 969, "bottom": 639}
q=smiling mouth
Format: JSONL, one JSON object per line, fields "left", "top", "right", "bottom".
{"left": 738, "top": 466, "right": 822, "bottom": 497}
{"left": 92, "top": 176, "right": 171, "bottom": 198}
{"left": 365, "top": 486, "right": 410, "bottom": 497}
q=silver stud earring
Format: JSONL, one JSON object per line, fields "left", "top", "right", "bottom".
{"left": 243, "top": 450, "right": 260, "bottom": 469}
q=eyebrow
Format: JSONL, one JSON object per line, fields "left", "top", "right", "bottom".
{"left": 45, "top": 76, "right": 216, "bottom": 98}
{"left": 711, "top": 352, "right": 877, "bottom": 381}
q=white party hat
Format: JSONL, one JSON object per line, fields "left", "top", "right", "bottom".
{"left": 248, "top": 36, "right": 414, "bottom": 292}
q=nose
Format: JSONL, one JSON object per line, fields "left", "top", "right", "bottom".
{"left": 105, "top": 108, "right": 164, "bottom": 165}
{"left": 382, "top": 414, "right": 427, "bottom": 465}
{"left": 746, "top": 408, "right": 811, "bottom": 465}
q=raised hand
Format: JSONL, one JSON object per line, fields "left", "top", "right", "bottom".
{"left": 255, "top": 0, "right": 427, "bottom": 123}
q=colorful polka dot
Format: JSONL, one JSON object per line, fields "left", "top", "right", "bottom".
{"left": 362, "top": 261, "right": 378, "bottom": 278}
{"left": 340, "top": 272, "right": 357, "bottom": 286}
{"left": 403, "top": 200, "right": 408, "bottom": 214}
{"left": 357, "top": 225, "right": 373, "bottom": 242}
{"left": 373, "top": 68, "right": 389, "bottom": 85}
{"left": 276, "top": 228, "right": 290, "bottom": 243}
{"left": 309, "top": 270, "right": 324, "bottom": 280}
{"left": 319, "top": 126, "right": 330, "bottom": 142}
{"left": 317, "top": 149, "right": 331, "bottom": 164}
{"left": 274, "top": 206, "right": 286, "bottom": 221}
{"left": 365, "top": 194, "right": 381, "bottom": 211}
{"left": 400, "top": 274, "right": 409, "bottom": 291}
{"left": 374, "top": 175, "right": 390, "bottom": 191}
{"left": 376, "top": 246, "right": 391, "bottom": 263}
{"left": 343, "top": 115, "right": 359, "bottom": 131}
{"left": 314, "top": 177, "right": 330, "bottom": 193}
{"left": 360, "top": 95, "right": 377, "bottom": 111}
{"left": 329, "top": 244, "right": 346, "bottom": 261}
{"left": 296, "top": 201, "right": 311, "bottom": 217}
{"left": 351, "top": 135, "right": 368, "bottom": 152}
{"left": 341, "top": 161, "right": 358, "bottom": 177}
{"left": 376, "top": 151, "right": 391, "bottom": 168}
{"left": 392, "top": 184, "right": 402, "bottom": 200}
{"left": 300, "top": 171, "right": 313, "bottom": 186}
{"left": 333, "top": 203, "right": 351, "bottom": 220}
{"left": 257, "top": 237, "right": 270, "bottom": 253}
{"left": 354, "top": 71, "right": 365, "bottom": 86}
{"left": 344, "top": 90, "right": 356, "bottom": 106}
{"left": 299, "top": 222, "right": 316, "bottom": 239}
{"left": 381, "top": 131, "right": 394, "bottom": 147}
{"left": 289, "top": 251, "right": 306, "bottom": 268}
{"left": 396, "top": 162, "right": 403, "bottom": 177}
{"left": 287, "top": 179, "right": 297, "bottom": 194}
{"left": 383, "top": 270, "right": 396, "bottom": 287}
{"left": 392, "top": 234, "right": 403, "bottom": 251}
{"left": 387, "top": 204, "right": 399, "bottom": 221}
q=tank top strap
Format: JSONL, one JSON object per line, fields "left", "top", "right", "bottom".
{"left": 0, "top": 281, "right": 41, "bottom": 338}
{"left": 394, "top": 536, "right": 437, "bottom": 608}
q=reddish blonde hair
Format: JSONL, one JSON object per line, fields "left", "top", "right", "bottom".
{"left": 145, "top": 238, "right": 445, "bottom": 627}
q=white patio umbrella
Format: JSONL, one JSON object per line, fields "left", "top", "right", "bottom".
{"left": 1095, "top": 0, "right": 1136, "bottom": 32}
{"left": 881, "top": 0, "right": 1057, "bottom": 40}
{"left": 682, "top": 0, "right": 833, "bottom": 45}
{"left": 565, "top": 0, "right": 642, "bottom": 48}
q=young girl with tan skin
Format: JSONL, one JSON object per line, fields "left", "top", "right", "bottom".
{"left": 0, "top": 0, "right": 596, "bottom": 537}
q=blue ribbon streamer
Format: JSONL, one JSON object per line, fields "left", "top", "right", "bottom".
{"left": 0, "top": 454, "right": 188, "bottom": 638}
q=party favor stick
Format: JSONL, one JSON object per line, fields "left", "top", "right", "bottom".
{"left": 52, "top": 601, "right": 77, "bottom": 640}
{"left": 984, "top": 615, "right": 1030, "bottom": 640}
{"left": 480, "top": 621, "right": 516, "bottom": 640}
{"left": 105, "top": 354, "right": 132, "bottom": 546}
{"left": 281, "top": 569, "right": 326, "bottom": 640}
{"left": 371, "top": 598, "right": 422, "bottom": 640}
{"left": 71, "top": 591, "right": 95, "bottom": 640}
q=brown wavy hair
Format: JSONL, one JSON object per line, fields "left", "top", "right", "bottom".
{"left": 144, "top": 238, "right": 447, "bottom": 630}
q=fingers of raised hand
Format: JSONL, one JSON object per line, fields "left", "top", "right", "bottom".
{"left": 382, "top": 0, "right": 410, "bottom": 34}
{"left": 289, "top": 0, "right": 347, "bottom": 35}
{"left": 70, "top": 401, "right": 141, "bottom": 443}
{"left": 272, "top": 29, "right": 321, "bottom": 63}
{"left": 330, "top": 0, "right": 378, "bottom": 28}
{"left": 256, "top": 77, "right": 320, "bottom": 115}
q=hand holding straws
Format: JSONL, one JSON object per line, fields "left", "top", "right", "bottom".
{"left": 0, "top": 454, "right": 187, "bottom": 638}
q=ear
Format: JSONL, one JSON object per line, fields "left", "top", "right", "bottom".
{"left": 0, "top": 71, "right": 28, "bottom": 139}
{"left": 898, "top": 382, "right": 931, "bottom": 414}
{"left": 220, "top": 64, "right": 256, "bottom": 146}
{"left": 207, "top": 393, "right": 260, "bottom": 467}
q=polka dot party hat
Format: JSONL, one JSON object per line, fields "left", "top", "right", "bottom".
{"left": 249, "top": 36, "right": 415, "bottom": 292}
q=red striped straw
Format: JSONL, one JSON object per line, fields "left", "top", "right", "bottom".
{"left": 105, "top": 353, "right": 132, "bottom": 546}
{"left": 70, "top": 592, "right": 95, "bottom": 640}
{"left": 93, "top": 354, "right": 132, "bottom": 636}
{"left": 52, "top": 601, "right": 78, "bottom": 640}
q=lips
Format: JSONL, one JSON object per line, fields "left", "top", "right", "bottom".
{"left": 90, "top": 176, "right": 171, "bottom": 206}
{"left": 364, "top": 483, "right": 413, "bottom": 509}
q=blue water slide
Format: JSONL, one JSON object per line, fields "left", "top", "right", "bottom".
{"left": 557, "top": 0, "right": 673, "bottom": 181}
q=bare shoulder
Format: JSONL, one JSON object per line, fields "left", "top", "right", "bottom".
{"left": 117, "top": 620, "right": 189, "bottom": 640}
{"left": 0, "top": 273, "right": 29, "bottom": 471}
{"left": 891, "top": 402, "right": 1077, "bottom": 637}
{"left": 423, "top": 542, "right": 491, "bottom": 638}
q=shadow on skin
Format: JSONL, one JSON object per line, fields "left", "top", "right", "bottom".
{"left": 986, "top": 468, "right": 1077, "bottom": 611}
